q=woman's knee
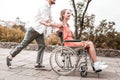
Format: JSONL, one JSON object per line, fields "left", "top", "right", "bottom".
{"left": 87, "top": 41, "right": 94, "bottom": 46}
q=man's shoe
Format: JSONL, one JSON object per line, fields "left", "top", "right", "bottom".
{"left": 6, "top": 56, "right": 12, "bottom": 67}
{"left": 34, "top": 64, "right": 45, "bottom": 69}
{"left": 93, "top": 62, "right": 108, "bottom": 71}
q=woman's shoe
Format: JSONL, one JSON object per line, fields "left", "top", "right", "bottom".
{"left": 93, "top": 62, "right": 108, "bottom": 71}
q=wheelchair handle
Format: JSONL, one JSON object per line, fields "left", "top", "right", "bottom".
{"left": 64, "top": 40, "right": 81, "bottom": 42}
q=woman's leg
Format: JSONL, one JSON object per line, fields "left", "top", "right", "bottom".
{"left": 84, "top": 41, "right": 97, "bottom": 62}
{"left": 85, "top": 41, "right": 108, "bottom": 71}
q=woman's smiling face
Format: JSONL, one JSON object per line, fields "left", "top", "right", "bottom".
{"left": 63, "top": 10, "right": 71, "bottom": 21}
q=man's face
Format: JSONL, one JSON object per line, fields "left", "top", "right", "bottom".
{"left": 50, "top": 0, "right": 56, "bottom": 5}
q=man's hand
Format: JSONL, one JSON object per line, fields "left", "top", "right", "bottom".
{"left": 40, "top": 21, "right": 51, "bottom": 26}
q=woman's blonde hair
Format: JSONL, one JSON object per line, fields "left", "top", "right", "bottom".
{"left": 59, "top": 9, "right": 68, "bottom": 21}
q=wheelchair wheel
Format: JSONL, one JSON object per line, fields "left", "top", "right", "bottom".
{"left": 50, "top": 46, "right": 79, "bottom": 76}
{"left": 80, "top": 71, "right": 87, "bottom": 77}
{"left": 80, "top": 64, "right": 88, "bottom": 77}
{"left": 81, "top": 65, "right": 88, "bottom": 71}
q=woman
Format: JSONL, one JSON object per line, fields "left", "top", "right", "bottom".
{"left": 41, "top": 9, "right": 108, "bottom": 71}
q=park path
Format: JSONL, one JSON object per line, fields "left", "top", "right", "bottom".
{"left": 0, "top": 48, "right": 120, "bottom": 80}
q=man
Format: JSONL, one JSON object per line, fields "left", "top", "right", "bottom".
{"left": 6, "top": 0, "right": 56, "bottom": 69}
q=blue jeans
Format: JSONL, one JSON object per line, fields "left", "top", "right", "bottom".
{"left": 10, "top": 27, "right": 45, "bottom": 64}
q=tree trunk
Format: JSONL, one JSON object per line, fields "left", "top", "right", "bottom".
{"left": 78, "top": 0, "right": 92, "bottom": 39}
{"left": 71, "top": 0, "right": 78, "bottom": 39}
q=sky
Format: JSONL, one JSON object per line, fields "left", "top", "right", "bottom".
{"left": 0, "top": 0, "right": 120, "bottom": 31}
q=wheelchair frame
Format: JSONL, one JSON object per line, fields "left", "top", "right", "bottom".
{"left": 50, "top": 39, "right": 89, "bottom": 77}
{"left": 49, "top": 32, "right": 102, "bottom": 77}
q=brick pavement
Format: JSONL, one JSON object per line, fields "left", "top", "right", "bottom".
{"left": 0, "top": 48, "right": 120, "bottom": 80}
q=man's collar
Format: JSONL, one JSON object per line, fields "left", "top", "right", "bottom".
{"left": 46, "top": 0, "right": 51, "bottom": 7}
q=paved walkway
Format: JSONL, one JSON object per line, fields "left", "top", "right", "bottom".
{"left": 0, "top": 48, "right": 120, "bottom": 80}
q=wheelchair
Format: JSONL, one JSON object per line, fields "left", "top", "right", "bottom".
{"left": 49, "top": 32, "right": 101, "bottom": 77}
{"left": 50, "top": 33, "right": 102, "bottom": 77}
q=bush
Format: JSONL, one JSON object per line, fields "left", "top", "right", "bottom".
{"left": 45, "top": 33, "right": 61, "bottom": 45}
{"left": 0, "top": 26, "right": 24, "bottom": 42}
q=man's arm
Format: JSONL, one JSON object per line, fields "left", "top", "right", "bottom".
{"left": 40, "top": 21, "right": 63, "bottom": 28}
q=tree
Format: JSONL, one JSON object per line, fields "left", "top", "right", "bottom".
{"left": 93, "top": 19, "right": 116, "bottom": 49}
{"left": 70, "top": 0, "right": 92, "bottom": 39}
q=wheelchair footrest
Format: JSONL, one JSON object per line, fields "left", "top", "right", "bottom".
{"left": 95, "top": 69, "right": 102, "bottom": 73}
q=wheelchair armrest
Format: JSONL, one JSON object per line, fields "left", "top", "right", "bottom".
{"left": 64, "top": 40, "right": 81, "bottom": 42}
